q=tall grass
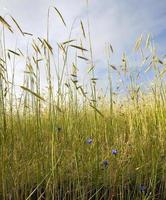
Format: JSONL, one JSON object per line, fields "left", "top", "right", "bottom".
{"left": 0, "top": 7, "right": 166, "bottom": 200}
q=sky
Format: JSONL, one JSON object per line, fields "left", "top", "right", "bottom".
{"left": 0, "top": 0, "right": 166, "bottom": 95}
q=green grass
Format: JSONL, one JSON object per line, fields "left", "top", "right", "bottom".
{"left": 0, "top": 8, "right": 166, "bottom": 200}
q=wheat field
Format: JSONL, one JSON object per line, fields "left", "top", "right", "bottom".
{"left": 0, "top": 6, "right": 166, "bottom": 200}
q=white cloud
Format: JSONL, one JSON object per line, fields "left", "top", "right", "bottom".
{"left": 0, "top": 0, "right": 166, "bottom": 92}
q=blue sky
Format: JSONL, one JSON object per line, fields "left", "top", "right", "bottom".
{"left": 0, "top": 0, "right": 166, "bottom": 93}
{"left": 1, "top": 0, "right": 165, "bottom": 54}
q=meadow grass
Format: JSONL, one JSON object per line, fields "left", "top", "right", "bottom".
{"left": 0, "top": 8, "right": 166, "bottom": 200}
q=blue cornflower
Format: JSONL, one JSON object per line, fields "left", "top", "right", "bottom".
{"left": 112, "top": 149, "right": 118, "bottom": 155}
{"left": 86, "top": 138, "right": 93, "bottom": 144}
{"left": 102, "top": 160, "right": 109, "bottom": 168}
{"left": 140, "top": 184, "right": 146, "bottom": 193}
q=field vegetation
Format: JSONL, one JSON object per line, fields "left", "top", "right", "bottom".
{"left": 0, "top": 7, "right": 166, "bottom": 200}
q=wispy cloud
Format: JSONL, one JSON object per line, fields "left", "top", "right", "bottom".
{"left": 1, "top": 0, "right": 165, "bottom": 54}
{"left": 0, "top": 0, "right": 166, "bottom": 90}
